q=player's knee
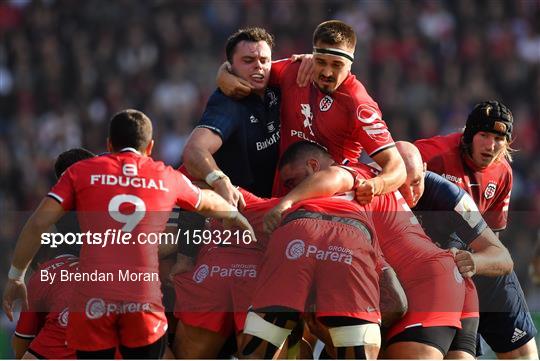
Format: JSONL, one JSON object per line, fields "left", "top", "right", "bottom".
{"left": 243, "top": 311, "right": 295, "bottom": 348}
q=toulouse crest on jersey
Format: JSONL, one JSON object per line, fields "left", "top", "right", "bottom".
{"left": 319, "top": 95, "right": 333, "bottom": 111}
{"left": 484, "top": 182, "right": 497, "bottom": 199}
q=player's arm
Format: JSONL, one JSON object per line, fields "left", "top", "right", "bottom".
{"left": 454, "top": 228, "right": 513, "bottom": 278}
{"left": 216, "top": 61, "right": 253, "bottom": 99}
{"left": 217, "top": 57, "right": 307, "bottom": 98}
{"left": 12, "top": 336, "right": 32, "bottom": 359}
{"left": 3, "top": 198, "right": 64, "bottom": 321}
{"left": 264, "top": 166, "right": 354, "bottom": 232}
{"left": 356, "top": 147, "right": 406, "bottom": 205}
{"left": 182, "top": 127, "right": 245, "bottom": 208}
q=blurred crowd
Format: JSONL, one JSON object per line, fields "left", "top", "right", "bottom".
{"left": 0, "top": 0, "right": 539, "bottom": 336}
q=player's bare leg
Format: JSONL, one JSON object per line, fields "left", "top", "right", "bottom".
{"left": 239, "top": 310, "right": 299, "bottom": 359}
{"left": 173, "top": 320, "right": 227, "bottom": 359}
{"left": 496, "top": 339, "right": 539, "bottom": 360}
{"left": 162, "top": 345, "right": 175, "bottom": 359}
{"left": 446, "top": 350, "right": 475, "bottom": 359}
{"left": 384, "top": 341, "right": 444, "bottom": 359}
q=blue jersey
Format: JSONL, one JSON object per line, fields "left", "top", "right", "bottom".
{"left": 197, "top": 87, "right": 280, "bottom": 197}
{"left": 413, "top": 171, "right": 487, "bottom": 249}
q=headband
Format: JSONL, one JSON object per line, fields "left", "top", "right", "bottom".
{"left": 313, "top": 47, "right": 354, "bottom": 62}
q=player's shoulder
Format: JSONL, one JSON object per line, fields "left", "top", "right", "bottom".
{"left": 141, "top": 156, "right": 176, "bottom": 175}
{"left": 424, "top": 171, "right": 464, "bottom": 200}
{"left": 339, "top": 74, "right": 377, "bottom": 104}
{"left": 207, "top": 88, "right": 240, "bottom": 106}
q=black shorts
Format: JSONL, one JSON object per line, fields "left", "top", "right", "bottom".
{"left": 474, "top": 271, "right": 537, "bottom": 354}
{"left": 449, "top": 317, "right": 479, "bottom": 356}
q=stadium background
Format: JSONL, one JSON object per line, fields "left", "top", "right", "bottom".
{"left": 0, "top": 0, "right": 538, "bottom": 358}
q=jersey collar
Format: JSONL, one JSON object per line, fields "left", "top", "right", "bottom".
{"left": 119, "top": 147, "right": 141, "bottom": 155}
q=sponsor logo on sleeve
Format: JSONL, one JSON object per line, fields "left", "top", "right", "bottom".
{"left": 356, "top": 104, "right": 381, "bottom": 124}
{"left": 484, "top": 182, "right": 497, "bottom": 199}
{"left": 58, "top": 307, "right": 69, "bottom": 327}
{"left": 454, "top": 194, "right": 482, "bottom": 228}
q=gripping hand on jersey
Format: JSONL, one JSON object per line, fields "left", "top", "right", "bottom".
{"left": 212, "top": 177, "right": 246, "bottom": 210}
{"left": 290, "top": 54, "right": 314, "bottom": 87}
{"left": 355, "top": 178, "right": 384, "bottom": 205}
{"left": 263, "top": 200, "right": 293, "bottom": 234}
{"left": 450, "top": 247, "right": 477, "bottom": 278}
{"left": 2, "top": 279, "right": 29, "bottom": 322}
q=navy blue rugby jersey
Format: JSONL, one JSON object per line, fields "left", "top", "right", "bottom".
{"left": 197, "top": 87, "right": 280, "bottom": 197}
{"left": 413, "top": 171, "right": 488, "bottom": 249}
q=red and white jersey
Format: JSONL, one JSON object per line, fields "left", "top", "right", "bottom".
{"left": 343, "top": 164, "right": 447, "bottom": 274}
{"left": 15, "top": 255, "right": 79, "bottom": 359}
{"left": 48, "top": 148, "right": 202, "bottom": 303}
{"left": 415, "top": 133, "right": 512, "bottom": 231}
{"left": 270, "top": 59, "right": 395, "bottom": 163}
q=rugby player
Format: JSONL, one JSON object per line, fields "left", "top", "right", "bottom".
{"left": 396, "top": 141, "right": 514, "bottom": 359}
{"left": 218, "top": 20, "right": 406, "bottom": 202}
{"left": 173, "top": 27, "right": 281, "bottom": 358}
{"left": 3, "top": 109, "right": 255, "bottom": 359}
{"left": 12, "top": 148, "right": 94, "bottom": 360}
{"left": 262, "top": 141, "right": 471, "bottom": 359}
{"left": 415, "top": 100, "right": 538, "bottom": 359}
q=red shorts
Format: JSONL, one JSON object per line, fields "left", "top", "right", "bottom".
{"left": 66, "top": 296, "right": 167, "bottom": 351}
{"left": 461, "top": 277, "right": 480, "bottom": 319}
{"left": 174, "top": 247, "right": 263, "bottom": 336}
{"left": 252, "top": 218, "right": 381, "bottom": 323}
{"left": 387, "top": 254, "right": 466, "bottom": 341}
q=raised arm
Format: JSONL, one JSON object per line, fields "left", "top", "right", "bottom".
{"left": 3, "top": 198, "right": 65, "bottom": 321}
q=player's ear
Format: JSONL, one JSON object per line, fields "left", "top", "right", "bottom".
{"left": 144, "top": 139, "right": 154, "bottom": 156}
{"left": 306, "top": 158, "right": 320, "bottom": 172}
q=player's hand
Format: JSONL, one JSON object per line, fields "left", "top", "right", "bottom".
{"left": 263, "top": 200, "right": 293, "bottom": 234}
{"left": 290, "top": 54, "right": 314, "bottom": 87}
{"left": 216, "top": 62, "right": 253, "bottom": 99}
{"left": 223, "top": 212, "right": 257, "bottom": 243}
{"left": 213, "top": 178, "right": 246, "bottom": 210}
{"left": 168, "top": 254, "right": 195, "bottom": 283}
{"left": 451, "top": 248, "right": 477, "bottom": 278}
{"left": 355, "top": 178, "right": 382, "bottom": 205}
{"left": 2, "top": 279, "right": 29, "bottom": 322}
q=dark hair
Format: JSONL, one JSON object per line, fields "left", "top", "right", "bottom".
{"left": 313, "top": 20, "right": 356, "bottom": 50}
{"left": 278, "top": 141, "right": 331, "bottom": 170}
{"left": 108, "top": 109, "right": 152, "bottom": 152}
{"left": 54, "top": 148, "right": 95, "bottom": 178}
{"left": 225, "top": 27, "right": 274, "bottom": 63}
